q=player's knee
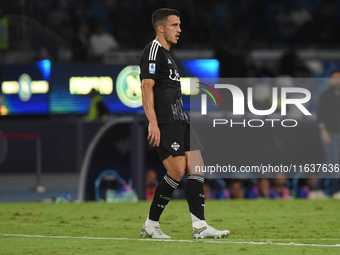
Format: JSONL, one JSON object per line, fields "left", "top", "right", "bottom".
{"left": 167, "top": 164, "right": 185, "bottom": 181}
{"left": 170, "top": 168, "right": 185, "bottom": 182}
{"left": 164, "top": 156, "right": 186, "bottom": 181}
{"left": 177, "top": 168, "right": 186, "bottom": 179}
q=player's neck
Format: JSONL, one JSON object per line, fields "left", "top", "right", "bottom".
{"left": 155, "top": 36, "right": 171, "bottom": 51}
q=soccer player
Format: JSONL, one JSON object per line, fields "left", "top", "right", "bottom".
{"left": 317, "top": 69, "right": 340, "bottom": 196}
{"left": 139, "top": 8, "right": 230, "bottom": 239}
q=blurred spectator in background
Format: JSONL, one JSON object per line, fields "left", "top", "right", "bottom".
{"left": 72, "top": 23, "right": 90, "bottom": 62}
{"left": 204, "top": 178, "right": 244, "bottom": 199}
{"left": 89, "top": 0, "right": 113, "bottom": 34}
{"left": 273, "top": 8, "right": 295, "bottom": 38}
{"left": 271, "top": 173, "right": 290, "bottom": 199}
{"left": 289, "top": 3, "right": 312, "bottom": 37}
{"left": 315, "top": 0, "right": 338, "bottom": 43}
{"left": 145, "top": 169, "right": 157, "bottom": 201}
{"left": 317, "top": 69, "right": 340, "bottom": 197}
{"left": 215, "top": 39, "right": 247, "bottom": 78}
{"left": 47, "top": 1, "right": 72, "bottom": 39}
{"left": 204, "top": 178, "right": 226, "bottom": 199}
{"left": 246, "top": 178, "right": 276, "bottom": 199}
{"left": 223, "top": 179, "right": 244, "bottom": 199}
{"left": 71, "top": 0, "right": 95, "bottom": 33}
{"left": 297, "top": 177, "right": 327, "bottom": 199}
{"left": 212, "top": 0, "right": 232, "bottom": 44}
{"left": 0, "top": 89, "right": 4, "bottom": 115}
{"left": 111, "top": 0, "right": 139, "bottom": 48}
{"left": 86, "top": 88, "right": 108, "bottom": 121}
{"left": 1, "top": 0, "right": 340, "bottom": 51}
{"left": 279, "top": 43, "right": 304, "bottom": 77}
{"left": 0, "top": 58, "right": 3, "bottom": 115}
{"left": 178, "top": 0, "right": 200, "bottom": 47}
{"left": 243, "top": 47, "right": 262, "bottom": 77}
{"left": 0, "top": 5, "right": 8, "bottom": 51}
{"left": 214, "top": 40, "right": 229, "bottom": 78}
{"left": 89, "top": 24, "right": 119, "bottom": 61}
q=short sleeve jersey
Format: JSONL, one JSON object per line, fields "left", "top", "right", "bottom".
{"left": 140, "top": 40, "right": 189, "bottom": 125}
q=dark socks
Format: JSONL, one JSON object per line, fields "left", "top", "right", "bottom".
{"left": 185, "top": 174, "right": 205, "bottom": 221}
{"left": 148, "top": 174, "right": 179, "bottom": 221}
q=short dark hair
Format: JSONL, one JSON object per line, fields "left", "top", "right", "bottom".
{"left": 152, "top": 8, "right": 180, "bottom": 30}
{"left": 330, "top": 69, "right": 340, "bottom": 77}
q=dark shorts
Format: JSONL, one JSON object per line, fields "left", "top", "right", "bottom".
{"left": 152, "top": 122, "right": 203, "bottom": 162}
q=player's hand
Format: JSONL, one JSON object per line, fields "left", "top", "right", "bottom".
{"left": 321, "top": 129, "right": 331, "bottom": 145}
{"left": 148, "top": 122, "right": 160, "bottom": 147}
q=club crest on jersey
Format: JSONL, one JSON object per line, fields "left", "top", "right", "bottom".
{"left": 149, "top": 63, "right": 156, "bottom": 74}
{"left": 167, "top": 59, "right": 172, "bottom": 64}
{"left": 171, "top": 142, "right": 180, "bottom": 151}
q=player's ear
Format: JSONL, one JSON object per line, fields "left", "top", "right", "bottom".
{"left": 158, "top": 24, "right": 164, "bottom": 33}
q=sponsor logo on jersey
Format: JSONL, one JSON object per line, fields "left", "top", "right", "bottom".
{"left": 149, "top": 63, "right": 156, "bottom": 74}
{"left": 171, "top": 142, "right": 180, "bottom": 151}
{"left": 169, "top": 69, "right": 180, "bottom": 81}
{"left": 167, "top": 59, "right": 172, "bottom": 64}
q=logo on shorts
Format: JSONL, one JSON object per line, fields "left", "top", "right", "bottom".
{"left": 149, "top": 63, "right": 156, "bottom": 74}
{"left": 171, "top": 142, "right": 180, "bottom": 151}
{"left": 160, "top": 195, "right": 171, "bottom": 200}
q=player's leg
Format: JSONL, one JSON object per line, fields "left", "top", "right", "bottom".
{"left": 185, "top": 150, "right": 205, "bottom": 224}
{"left": 184, "top": 124, "right": 206, "bottom": 227}
{"left": 141, "top": 154, "right": 186, "bottom": 238}
{"left": 147, "top": 155, "right": 185, "bottom": 222}
{"left": 185, "top": 150, "right": 230, "bottom": 238}
{"left": 184, "top": 122, "right": 230, "bottom": 238}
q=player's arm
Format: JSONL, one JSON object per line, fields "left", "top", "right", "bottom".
{"left": 317, "top": 94, "right": 331, "bottom": 145}
{"left": 319, "top": 122, "right": 330, "bottom": 145}
{"left": 141, "top": 78, "right": 160, "bottom": 147}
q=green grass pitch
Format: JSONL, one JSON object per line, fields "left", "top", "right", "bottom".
{"left": 0, "top": 200, "right": 339, "bottom": 254}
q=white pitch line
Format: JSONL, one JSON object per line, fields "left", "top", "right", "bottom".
{"left": 0, "top": 233, "right": 339, "bottom": 248}
{"left": 237, "top": 238, "right": 340, "bottom": 241}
